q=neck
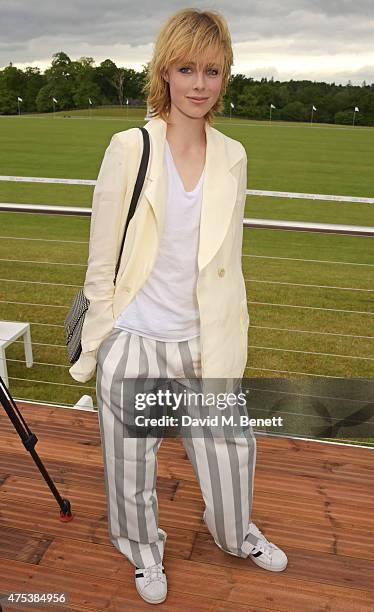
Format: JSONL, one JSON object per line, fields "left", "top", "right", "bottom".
{"left": 165, "top": 107, "right": 207, "bottom": 152}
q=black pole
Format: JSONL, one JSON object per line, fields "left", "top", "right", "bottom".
{"left": 0, "top": 375, "right": 73, "bottom": 521}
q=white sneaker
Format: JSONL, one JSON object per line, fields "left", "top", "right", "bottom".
{"left": 134, "top": 563, "right": 167, "bottom": 604}
{"left": 247, "top": 522, "right": 288, "bottom": 572}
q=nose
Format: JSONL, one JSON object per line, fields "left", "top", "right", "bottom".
{"left": 192, "top": 70, "right": 207, "bottom": 90}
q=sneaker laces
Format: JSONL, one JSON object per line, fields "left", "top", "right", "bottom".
{"left": 248, "top": 522, "right": 267, "bottom": 540}
{"left": 249, "top": 523, "right": 277, "bottom": 556}
{"left": 251, "top": 538, "right": 274, "bottom": 558}
{"left": 144, "top": 564, "right": 164, "bottom": 586}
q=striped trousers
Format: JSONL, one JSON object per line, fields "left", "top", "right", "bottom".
{"left": 96, "top": 326, "right": 257, "bottom": 569}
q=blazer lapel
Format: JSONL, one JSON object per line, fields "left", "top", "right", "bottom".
{"left": 143, "top": 116, "right": 242, "bottom": 272}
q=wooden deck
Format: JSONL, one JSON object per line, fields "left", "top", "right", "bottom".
{"left": 0, "top": 401, "right": 373, "bottom": 611}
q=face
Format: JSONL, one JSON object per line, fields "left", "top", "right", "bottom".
{"left": 163, "top": 51, "right": 224, "bottom": 119}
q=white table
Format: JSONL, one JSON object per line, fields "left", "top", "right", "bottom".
{"left": 0, "top": 321, "right": 33, "bottom": 388}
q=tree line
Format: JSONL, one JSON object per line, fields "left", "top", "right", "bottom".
{"left": 1, "top": 51, "right": 373, "bottom": 126}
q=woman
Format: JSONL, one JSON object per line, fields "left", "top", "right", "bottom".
{"left": 69, "top": 8, "right": 287, "bottom": 605}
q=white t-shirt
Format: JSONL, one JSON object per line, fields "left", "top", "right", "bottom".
{"left": 114, "top": 139, "right": 205, "bottom": 341}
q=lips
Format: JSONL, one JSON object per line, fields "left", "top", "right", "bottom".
{"left": 187, "top": 98, "right": 208, "bottom": 104}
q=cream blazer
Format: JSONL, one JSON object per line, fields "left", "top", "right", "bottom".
{"left": 69, "top": 116, "right": 249, "bottom": 383}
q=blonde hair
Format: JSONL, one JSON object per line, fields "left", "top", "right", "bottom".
{"left": 142, "top": 8, "right": 233, "bottom": 126}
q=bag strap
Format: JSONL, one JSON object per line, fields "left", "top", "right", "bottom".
{"left": 113, "top": 126, "right": 150, "bottom": 285}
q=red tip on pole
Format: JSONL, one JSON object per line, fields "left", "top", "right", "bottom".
{"left": 60, "top": 511, "right": 74, "bottom": 522}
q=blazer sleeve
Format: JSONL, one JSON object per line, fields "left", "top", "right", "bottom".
{"left": 68, "top": 133, "right": 129, "bottom": 382}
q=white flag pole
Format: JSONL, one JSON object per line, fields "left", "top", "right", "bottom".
{"left": 269, "top": 104, "right": 272, "bottom": 122}
{"left": 17, "top": 98, "right": 20, "bottom": 116}
{"left": 52, "top": 97, "right": 58, "bottom": 117}
{"left": 310, "top": 106, "right": 314, "bottom": 125}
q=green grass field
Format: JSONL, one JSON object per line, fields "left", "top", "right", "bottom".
{"left": 0, "top": 108, "right": 373, "bottom": 445}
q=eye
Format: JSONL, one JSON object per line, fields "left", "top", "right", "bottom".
{"left": 179, "top": 66, "right": 219, "bottom": 75}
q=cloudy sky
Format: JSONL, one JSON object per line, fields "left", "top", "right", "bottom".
{"left": 1, "top": 0, "right": 373, "bottom": 85}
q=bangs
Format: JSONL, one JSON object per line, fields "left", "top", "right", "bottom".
{"left": 163, "top": 18, "right": 226, "bottom": 72}
{"left": 170, "top": 46, "right": 224, "bottom": 70}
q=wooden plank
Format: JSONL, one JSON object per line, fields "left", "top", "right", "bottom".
{"left": 0, "top": 432, "right": 103, "bottom": 466}
{"left": 0, "top": 452, "right": 106, "bottom": 489}
{"left": 1, "top": 604, "right": 92, "bottom": 612}
{"left": 251, "top": 491, "right": 374, "bottom": 531}
{"left": 0, "top": 525, "right": 52, "bottom": 563}
{"left": 254, "top": 467, "right": 374, "bottom": 506}
{"left": 255, "top": 435, "right": 374, "bottom": 460}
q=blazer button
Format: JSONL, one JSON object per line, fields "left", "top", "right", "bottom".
{"left": 218, "top": 268, "right": 225, "bottom": 277}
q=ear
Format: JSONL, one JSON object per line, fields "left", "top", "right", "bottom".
{"left": 162, "top": 69, "right": 169, "bottom": 83}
